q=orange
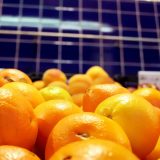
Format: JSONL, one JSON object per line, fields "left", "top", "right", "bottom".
{"left": 72, "top": 93, "right": 84, "bottom": 107}
{"left": 45, "top": 112, "right": 131, "bottom": 159}
{"left": 33, "top": 80, "right": 46, "bottom": 90}
{"left": 3, "top": 82, "right": 45, "bottom": 108}
{"left": 34, "top": 100, "right": 82, "bottom": 153}
{"left": 133, "top": 88, "right": 160, "bottom": 108}
{"left": 42, "top": 68, "right": 67, "bottom": 85}
{"left": 40, "top": 86, "right": 72, "bottom": 101}
{"left": 0, "top": 87, "right": 38, "bottom": 149}
{"left": 0, "top": 68, "right": 32, "bottom": 87}
{"left": 48, "top": 81, "right": 69, "bottom": 91}
{"left": 95, "top": 93, "right": 160, "bottom": 159}
{"left": 85, "top": 65, "right": 109, "bottom": 81}
{"left": 83, "top": 83, "right": 129, "bottom": 112}
{"left": 49, "top": 139, "right": 139, "bottom": 160}
{"left": 146, "top": 136, "right": 160, "bottom": 160}
{"left": 0, "top": 145, "right": 40, "bottom": 160}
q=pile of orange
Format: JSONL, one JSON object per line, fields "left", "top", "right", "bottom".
{"left": 0, "top": 67, "right": 160, "bottom": 160}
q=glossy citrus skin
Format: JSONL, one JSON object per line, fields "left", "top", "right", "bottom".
{"left": 45, "top": 112, "right": 131, "bottom": 160}
{"left": 33, "top": 80, "right": 46, "bottom": 90}
{"left": 0, "top": 145, "right": 41, "bottom": 160}
{"left": 3, "top": 82, "right": 45, "bottom": 108}
{"left": 34, "top": 100, "right": 82, "bottom": 152}
{"left": 0, "top": 69, "right": 32, "bottom": 87}
{"left": 83, "top": 83, "right": 129, "bottom": 112}
{"left": 95, "top": 93, "right": 160, "bottom": 159}
{"left": 42, "top": 69, "right": 67, "bottom": 85}
{"left": 49, "top": 139, "right": 139, "bottom": 160}
{"left": 40, "top": 86, "right": 72, "bottom": 101}
{"left": 133, "top": 88, "right": 160, "bottom": 108}
{"left": 0, "top": 87, "right": 38, "bottom": 150}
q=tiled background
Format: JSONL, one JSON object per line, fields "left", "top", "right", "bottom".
{"left": 0, "top": 0, "right": 160, "bottom": 78}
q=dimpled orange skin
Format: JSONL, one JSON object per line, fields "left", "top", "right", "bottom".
{"left": 3, "top": 82, "right": 45, "bottom": 108}
{"left": 45, "top": 112, "right": 131, "bottom": 160}
{"left": 83, "top": 83, "right": 129, "bottom": 112}
{"left": 49, "top": 139, "right": 139, "bottom": 160}
{"left": 0, "top": 87, "right": 38, "bottom": 150}
{"left": 42, "top": 69, "right": 67, "bottom": 85}
{"left": 34, "top": 100, "right": 82, "bottom": 153}
{"left": 133, "top": 88, "right": 160, "bottom": 108}
{"left": 0, "top": 145, "right": 41, "bottom": 160}
{"left": 95, "top": 93, "right": 160, "bottom": 159}
{"left": 0, "top": 68, "right": 32, "bottom": 87}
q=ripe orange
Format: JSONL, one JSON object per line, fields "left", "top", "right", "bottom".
{"left": 34, "top": 100, "right": 82, "bottom": 153}
{"left": 83, "top": 83, "right": 129, "bottom": 112}
{"left": 40, "top": 86, "right": 72, "bottom": 101}
{"left": 0, "top": 87, "right": 38, "bottom": 149}
{"left": 33, "top": 80, "right": 46, "bottom": 90}
{"left": 3, "top": 82, "right": 45, "bottom": 108}
{"left": 45, "top": 112, "right": 131, "bottom": 160}
{"left": 0, "top": 145, "right": 40, "bottom": 160}
{"left": 49, "top": 139, "right": 139, "bottom": 160}
{"left": 48, "top": 81, "right": 69, "bottom": 92}
{"left": 133, "top": 88, "right": 160, "bottom": 108}
{"left": 42, "top": 68, "right": 67, "bottom": 85}
{"left": 72, "top": 93, "right": 84, "bottom": 107}
{"left": 95, "top": 93, "right": 160, "bottom": 159}
{"left": 0, "top": 68, "right": 32, "bottom": 87}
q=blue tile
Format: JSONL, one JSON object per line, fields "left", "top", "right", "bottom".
{"left": 40, "top": 62, "right": 58, "bottom": 72}
{"left": 18, "top": 61, "right": 36, "bottom": 74}
{"left": 0, "top": 61, "right": 14, "bottom": 69}
{"left": 123, "top": 30, "right": 138, "bottom": 37}
{"left": 0, "top": 33, "right": 17, "bottom": 39}
{"left": 23, "top": 8, "right": 39, "bottom": 17}
{"left": 63, "top": 0, "right": 79, "bottom": 8}
{"left": 104, "top": 65, "right": 121, "bottom": 77}
{"left": 120, "top": 2, "right": 136, "bottom": 12}
{"left": 83, "top": 0, "right": 98, "bottom": 9}
{"left": 0, "top": 26, "right": 18, "bottom": 30}
{"left": 124, "top": 48, "right": 140, "bottom": 63}
{"left": 102, "top": 13, "right": 118, "bottom": 26}
{"left": 43, "top": 9, "right": 59, "bottom": 18}
{"left": 40, "top": 44, "right": 58, "bottom": 59}
{"left": 104, "top": 47, "right": 120, "bottom": 62}
{"left": 62, "top": 45, "right": 79, "bottom": 60}
{"left": 19, "top": 43, "right": 37, "bottom": 58}
{"left": 139, "top": 2, "right": 154, "bottom": 13}
{"left": 157, "top": 3, "right": 160, "bottom": 13}
{"left": 83, "top": 11, "right": 98, "bottom": 21}
{"left": 102, "top": 1, "right": 117, "bottom": 10}
{"left": 83, "top": 46, "right": 100, "bottom": 61}
{"left": 145, "top": 66, "right": 160, "bottom": 71}
{"left": 0, "top": 42, "right": 16, "bottom": 57}
{"left": 125, "top": 66, "right": 141, "bottom": 75}
{"left": 20, "top": 35, "right": 37, "bottom": 40}
{"left": 62, "top": 37, "right": 79, "bottom": 43}
{"left": 3, "top": 0, "right": 20, "bottom": 4}
{"left": 62, "top": 11, "right": 79, "bottom": 20}
{"left": 142, "top": 42, "right": 158, "bottom": 48}
{"left": 142, "top": 31, "right": 157, "bottom": 38}
{"left": 123, "top": 40, "right": 139, "bottom": 46}
{"left": 61, "top": 63, "right": 79, "bottom": 74}
{"left": 21, "top": 27, "right": 38, "bottom": 31}
{"left": 2, "top": 7, "right": 19, "bottom": 16}
{"left": 23, "top": 0, "right": 39, "bottom": 6}
{"left": 140, "top": 15, "right": 156, "bottom": 29}
{"left": 144, "top": 49, "right": 160, "bottom": 63}
{"left": 122, "top": 14, "right": 137, "bottom": 28}
{"left": 44, "top": 0, "right": 59, "bottom": 7}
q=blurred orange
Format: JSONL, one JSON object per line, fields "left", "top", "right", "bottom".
{"left": 3, "top": 82, "right": 45, "bottom": 108}
{"left": 33, "top": 80, "right": 46, "bottom": 90}
{"left": 48, "top": 81, "right": 69, "bottom": 91}
{"left": 133, "top": 88, "right": 160, "bottom": 108}
{"left": 42, "top": 68, "right": 67, "bottom": 85}
{"left": 72, "top": 93, "right": 84, "bottom": 107}
{"left": 0, "top": 145, "right": 41, "bottom": 160}
{"left": 83, "top": 83, "right": 129, "bottom": 112}
{"left": 0, "top": 87, "right": 38, "bottom": 150}
{"left": 49, "top": 139, "right": 139, "bottom": 160}
{"left": 95, "top": 93, "right": 160, "bottom": 159}
{"left": 0, "top": 68, "right": 32, "bottom": 87}
{"left": 45, "top": 112, "right": 131, "bottom": 159}
{"left": 40, "top": 86, "right": 72, "bottom": 101}
{"left": 34, "top": 99, "right": 82, "bottom": 153}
